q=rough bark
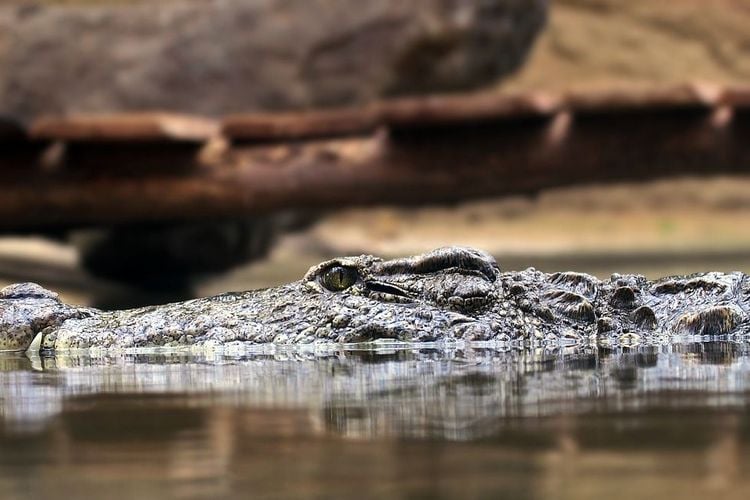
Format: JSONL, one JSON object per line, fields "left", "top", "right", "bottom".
{"left": 1, "top": 94, "right": 748, "bottom": 231}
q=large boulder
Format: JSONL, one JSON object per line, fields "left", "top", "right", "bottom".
{"left": 0, "top": 0, "right": 547, "bottom": 122}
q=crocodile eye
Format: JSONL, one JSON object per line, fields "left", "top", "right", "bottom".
{"left": 321, "top": 266, "right": 358, "bottom": 291}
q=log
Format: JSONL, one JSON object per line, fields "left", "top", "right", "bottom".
{"left": 1, "top": 98, "right": 749, "bottom": 231}
{"left": 30, "top": 113, "right": 218, "bottom": 142}
{"left": 29, "top": 113, "right": 218, "bottom": 171}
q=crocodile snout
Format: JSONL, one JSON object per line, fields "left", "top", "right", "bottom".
{"left": 0, "top": 283, "right": 92, "bottom": 352}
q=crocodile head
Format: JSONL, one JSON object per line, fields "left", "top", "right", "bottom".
{"left": 4, "top": 246, "right": 610, "bottom": 351}
{"left": 6, "top": 247, "right": 511, "bottom": 351}
{"left": 281, "top": 246, "right": 503, "bottom": 343}
{"left": 10, "top": 246, "right": 748, "bottom": 351}
{"left": 0, "top": 283, "right": 94, "bottom": 351}
{"left": 181, "top": 245, "right": 599, "bottom": 346}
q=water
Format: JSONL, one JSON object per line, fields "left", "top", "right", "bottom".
{"left": 0, "top": 343, "right": 748, "bottom": 499}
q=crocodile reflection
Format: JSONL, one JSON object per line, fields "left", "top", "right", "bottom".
{"left": 0, "top": 342, "right": 749, "bottom": 440}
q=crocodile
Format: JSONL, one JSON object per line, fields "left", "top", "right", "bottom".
{"left": 1, "top": 246, "right": 749, "bottom": 352}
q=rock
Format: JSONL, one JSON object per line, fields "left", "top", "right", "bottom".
{"left": 0, "top": 0, "right": 547, "bottom": 122}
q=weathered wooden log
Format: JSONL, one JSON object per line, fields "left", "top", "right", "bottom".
{"left": 30, "top": 113, "right": 219, "bottom": 142}
{"left": 29, "top": 113, "right": 218, "bottom": 171}
{"left": 2, "top": 86, "right": 750, "bottom": 231}
{"left": 1, "top": 84, "right": 749, "bottom": 231}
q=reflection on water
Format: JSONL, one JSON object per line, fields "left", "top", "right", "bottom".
{"left": 0, "top": 343, "right": 749, "bottom": 499}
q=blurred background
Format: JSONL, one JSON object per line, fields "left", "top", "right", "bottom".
{"left": 1, "top": 0, "right": 750, "bottom": 308}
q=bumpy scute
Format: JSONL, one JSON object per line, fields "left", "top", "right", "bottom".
{"left": 610, "top": 286, "right": 637, "bottom": 310}
{"left": 673, "top": 305, "right": 745, "bottom": 336}
{"left": 549, "top": 272, "right": 599, "bottom": 299}
{"left": 631, "top": 306, "right": 658, "bottom": 330}
{"left": 544, "top": 290, "right": 596, "bottom": 323}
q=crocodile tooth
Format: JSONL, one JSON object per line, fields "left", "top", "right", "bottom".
{"left": 544, "top": 290, "right": 596, "bottom": 323}
{"left": 631, "top": 306, "right": 658, "bottom": 330}
{"left": 610, "top": 286, "right": 638, "bottom": 310}
{"left": 673, "top": 305, "right": 744, "bottom": 336}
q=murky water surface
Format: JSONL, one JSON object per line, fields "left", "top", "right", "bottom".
{"left": 1, "top": 342, "right": 750, "bottom": 499}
